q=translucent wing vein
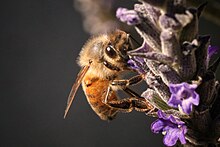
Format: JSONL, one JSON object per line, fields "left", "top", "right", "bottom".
{"left": 64, "top": 64, "right": 91, "bottom": 118}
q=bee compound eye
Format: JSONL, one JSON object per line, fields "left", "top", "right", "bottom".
{"left": 105, "top": 45, "right": 117, "bottom": 58}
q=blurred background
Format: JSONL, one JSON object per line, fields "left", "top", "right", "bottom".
{"left": 0, "top": 0, "right": 219, "bottom": 146}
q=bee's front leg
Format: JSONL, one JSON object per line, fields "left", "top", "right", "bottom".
{"left": 111, "top": 74, "right": 143, "bottom": 87}
{"left": 111, "top": 74, "right": 143, "bottom": 97}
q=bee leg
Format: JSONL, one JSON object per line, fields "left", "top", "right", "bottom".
{"left": 107, "top": 75, "right": 154, "bottom": 112}
{"left": 123, "top": 87, "right": 141, "bottom": 97}
{"left": 122, "top": 87, "right": 156, "bottom": 114}
{"left": 104, "top": 87, "right": 154, "bottom": 113}
{"left": 111, "top": 75, "right": 143, "bottom": 97}
{"left": 111, "top": 74, "right": 143, "bottom": 88}
{"left": 107, "top": 97, "right": 154, "bottom": 113}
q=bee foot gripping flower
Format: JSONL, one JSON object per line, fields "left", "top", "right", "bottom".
{"left": 168, "top": 82, "right": 200, "bottom": 115}
{"left": 151, "top": 110, "right": 187, "bottom": 146}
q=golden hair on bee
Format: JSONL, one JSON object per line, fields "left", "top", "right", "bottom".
{"left": 78, "top": 30, "right": 130, "bottom": 79}
{"left": 64, "top": 29, "right": 153, "bottom": 120}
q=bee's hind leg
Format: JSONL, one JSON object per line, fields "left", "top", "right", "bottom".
{"left": 104, "top": 75, "right": 154, "bottom": 112}
{"left": 106, "top": 97, "right": 154, "bottom": 113}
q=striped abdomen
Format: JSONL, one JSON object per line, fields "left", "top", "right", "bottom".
{"left": 82, "top": 75, "right": 118, "bottom": 120}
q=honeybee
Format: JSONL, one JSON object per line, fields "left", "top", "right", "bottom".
{"left": 64, "top": 30, "right": 153, "bottom": 120}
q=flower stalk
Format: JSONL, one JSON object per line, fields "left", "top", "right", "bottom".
{"left": 117, "top": 0, "right": 220, "bottom": 146}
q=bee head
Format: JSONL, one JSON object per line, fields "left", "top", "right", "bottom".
{"left": 104, "top": 30, "right": 131, "bottom": 63}
{"left": 78, "top": 30, "right": 132, "bottom": 73}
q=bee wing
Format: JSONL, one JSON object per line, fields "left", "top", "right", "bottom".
{"left": 64, "top": 64, "right": 91, "bottom": 118}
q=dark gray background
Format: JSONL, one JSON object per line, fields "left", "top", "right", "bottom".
{"left": 0, "top": 0, "right": 219, "bottom": 147}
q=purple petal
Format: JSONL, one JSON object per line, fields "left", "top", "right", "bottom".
{"left": 157, "top": 110, "right": 167, "bottom": 119}
{"left": 181, "top": 100, "right": 193, "bottom": 114}
{"left": 168, "top": 82, "right": 200, "bottom": 114}
{"left": 157, "top": 111, "right": 184, "bottom": 125}
{"left": 178, "top": 126, "right": 187, "bottom": 144}
{"left": 168, "top": 95, "right": 181, "bottom": 108}
{"left": 168, "top": 115, "right": 185, "bottom": 125}
{"left": 190, "top": 93, "right": 200, "bottom": 106}
{"left": 208, "top": 45, "right": 219, "bottom": 58}
{"left": 163, "top": 126, "right": 187, "bottom": 146}
{"left": 169, "top": 84, "right": 179, "bottom": 94}
{"left": 152, "top": 111, "right": 187, "bottom": 146}
{"left": 163, "top": 127, "right": 179, "bottom": 146}
{"left": 184, "top": 83, "right": 197, "bottom": 91}
{"left": 180, "top": 93, "right": 199, "bottom": 114}
{"left": 151, "top": 119, "right": 165, "bottom": 133}
{"left": 207, "top": 45, "right": 219, "bottom": 63}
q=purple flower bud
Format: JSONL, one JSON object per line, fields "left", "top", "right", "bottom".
{"left": 116, "top": 8, "right": 141, "bottom": 25}
{"left": 151, "top": 110, "right": 187, "bottom": 146}
{"left": 208, "top": 45, "right": 219, "bottom": 61}
{"left": 168, "top": 82, "right": 200, "bottom": 114}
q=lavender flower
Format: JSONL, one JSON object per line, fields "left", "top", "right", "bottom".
{"left": 116, "top": 1, "right": 220, "bottom": 146}
{"left": 151, "top": 110, "right": 187, "bottom": 146}
{"left": 116, "top": 8, "right": 141, "bottom": 25}
{"left": 168, "top": 82, "right": 200, "bottom": 115}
